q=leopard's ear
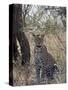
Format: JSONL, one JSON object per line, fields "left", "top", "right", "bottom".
{"left": 29, "top": 31, "right": 36, "bottom": 37}
{"left": 41, "top": 30, "right": 46, "bottom": 38}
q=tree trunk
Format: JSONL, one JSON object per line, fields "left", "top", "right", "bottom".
{"left": 12, "top": 4, "right": 30, "bottom": 64}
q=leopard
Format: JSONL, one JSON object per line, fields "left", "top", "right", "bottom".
{"left": 32, "top": 33, "right": 59, "bottom": 84}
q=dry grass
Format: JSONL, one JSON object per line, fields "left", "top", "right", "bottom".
{"left": 13, "top": 30, "right": 66, "bottom": 86}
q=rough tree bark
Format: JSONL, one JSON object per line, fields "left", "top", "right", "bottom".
{"left": 12, "top": 4, "right": 30, "bottom": 64}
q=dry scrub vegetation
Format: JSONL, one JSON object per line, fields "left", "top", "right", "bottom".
{"left": 10, "top": 5, "right": 66, "bottom": 86}
{"left": 13, "top": 29, "right": 66, "bottom": 86}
